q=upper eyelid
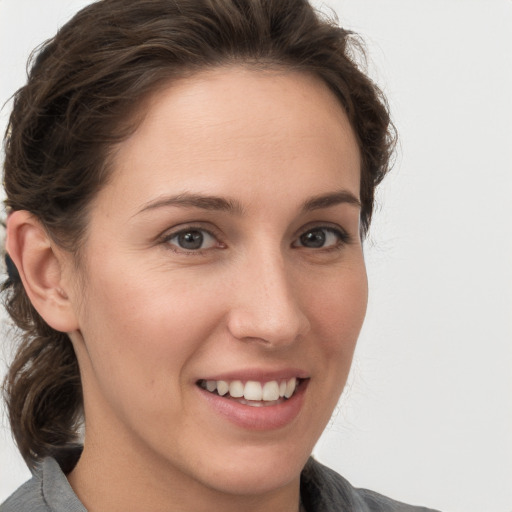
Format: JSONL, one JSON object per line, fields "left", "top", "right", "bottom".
{"left": 157, "top": 221, "right": 352, "bottom": 245}
{"left": 159, "top": 226, "right": 224, "bottom": 254}
{"left": 159, "top": 222, "right": 222, "bottom": 241}
{"left": 293, "top": 225, "right": 350, "bottom": 246}
{"left": 293, "top": 221, "right": 350, "bottom": 239}
{"left": 167, "top": 228, "right": 216, "bottom": 241}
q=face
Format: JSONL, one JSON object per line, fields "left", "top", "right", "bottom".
{"left": 66, "top": 67, "right": 366, "bottom": 501}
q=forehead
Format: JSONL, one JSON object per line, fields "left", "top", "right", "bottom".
{"left": 102, "top": 66, "right": 361, "bottom": 213}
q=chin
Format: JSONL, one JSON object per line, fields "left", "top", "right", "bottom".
{"left": 200, "top": 450, "right": 308, "bottom": 496}
{"left": 156, "top": 435, "right": 312, "bottom": 498}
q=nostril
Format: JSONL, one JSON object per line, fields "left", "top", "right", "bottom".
{"left": 226, "top": 303, "right": 310, "bottom": 347}
{"left": 225, "top": 258, "right": 310, "bottom": 345}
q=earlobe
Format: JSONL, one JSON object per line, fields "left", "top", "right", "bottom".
{"left": 6, "top": 210, "right": 79, "bottom": 333}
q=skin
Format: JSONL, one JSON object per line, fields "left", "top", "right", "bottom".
{"left": 10, "top": 67, "right": 367, "bottom": 512}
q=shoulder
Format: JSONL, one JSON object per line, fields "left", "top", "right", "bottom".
{"left": 0, "top": 455, "right": 85, "bottom": 512}
{"left": 300, "top": 458, "right": 441, "bottom": 512}
{"left": 0, "top": 472, "right": 49, "bottom": 512}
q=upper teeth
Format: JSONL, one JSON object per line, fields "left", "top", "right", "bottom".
{"left": 202, "top": 377, "right": 298, "bottom": 401}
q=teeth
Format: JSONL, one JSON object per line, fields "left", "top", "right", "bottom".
{"left": 229, "top": 380, "right": 244, "bottom": 398}
{"left": 201, "top": 377, "right": 300, "bottom": 402}
{"left": 262, "top": 381, "right": 280, "bottom": 401}
{"left": 284, "top": 377, "right": 296, "bottom": 399}
{"left": 217, "top": 380, "right": 229, "bottom": 396}
{"left": 244, "top": 381, "right": 262, "bottom": 401}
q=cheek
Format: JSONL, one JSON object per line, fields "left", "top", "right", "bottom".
{"left": 77, "top": 262, "right": 233, "bottom": 385}
{"left": 73, "top": 271, "right": 230, "bottom": 443}
{"left": 307, "top": 263, "right": 368, "bottom": 349}
{"left": 296, "top": 264, "right": 367, "bottom": 439}
{"left": 302, "top": 261, "right": 367, "bottom": 410}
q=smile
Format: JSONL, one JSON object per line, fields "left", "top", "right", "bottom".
{"left": 198, "top": 377, "right": 301, "bottom": 406}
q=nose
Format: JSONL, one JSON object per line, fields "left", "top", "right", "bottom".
{"left": 226, "top": 248, "right": 311, "bottom": 347}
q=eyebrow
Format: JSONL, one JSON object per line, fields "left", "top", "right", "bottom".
{"left": 137, "top": 193, "right": 245, "bottom": 216}
{"left": 301, "top": 190, "right": 361, "bottom": 212}
{"left": 136, "top": 189, "right": 360, "bottom": 216}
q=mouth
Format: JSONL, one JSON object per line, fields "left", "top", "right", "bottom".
{"left": 197, "top": 377, "right": 304, "bottom": 407}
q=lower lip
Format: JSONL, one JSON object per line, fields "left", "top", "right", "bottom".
{"left": 197, "top": 380, "right": 308, "bottom": 431}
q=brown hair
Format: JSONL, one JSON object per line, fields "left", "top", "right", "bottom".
{"left": 2, "top": 0, "right": 395, "bottom": 468}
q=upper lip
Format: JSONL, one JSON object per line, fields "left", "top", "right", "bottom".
{"left": 197, "top": 368, "right": 309, "bottom": 383}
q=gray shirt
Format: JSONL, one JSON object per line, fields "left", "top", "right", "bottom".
{"left": 0, "top": 454, "right": 440, "bottom": 512}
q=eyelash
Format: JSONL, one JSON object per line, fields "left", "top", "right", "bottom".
{"left": 293, "top": 226, "right": 351, "bottom": 251}
{"left": 160, "top": 224, "right": 352, "bottom": 255}
{"left": 160, "top": 225, "right": 223, "bottom": 255}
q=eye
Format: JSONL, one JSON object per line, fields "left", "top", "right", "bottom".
{"left": 293, "top": 227, "right": 348, "bottom": 249}
{"left": 165, "top": 228, "right": 219, "bottom": 252}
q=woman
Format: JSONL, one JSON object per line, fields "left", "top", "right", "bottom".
{"left": 1, "top": 0, "right": 438, "bottom": 511}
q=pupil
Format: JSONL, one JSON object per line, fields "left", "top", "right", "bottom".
{"left": 301, "top": 229, "right": 325, "bottom": 248}
{"left": 178, "top": 231, "right": 203, "bottom": 250}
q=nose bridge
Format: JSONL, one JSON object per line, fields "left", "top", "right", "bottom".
{"left": 227, "top": 244, "right": 310, "bottom": 346}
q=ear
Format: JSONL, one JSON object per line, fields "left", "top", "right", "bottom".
{"left": 6, "top": 210, "right": 79, "bottom": 333}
